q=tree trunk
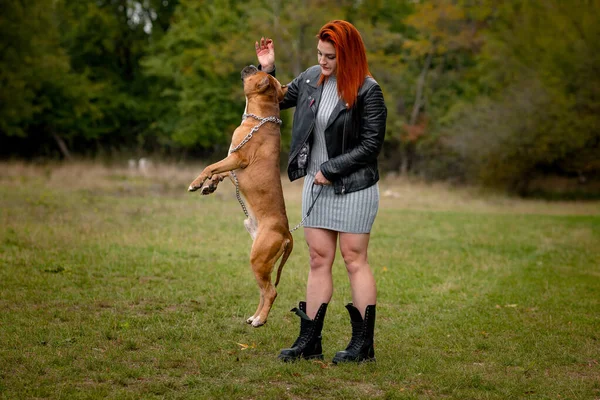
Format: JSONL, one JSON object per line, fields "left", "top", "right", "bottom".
{"left": 400, "top": 145, "right": 410, "bottom": 176}
{"left": 410, "top": 51, "right": 433, "bottom": 126}
{"left": 52, "top": 133, "right": 72, "bottom": 160}
{"left": 401, "top": 51, "right": 433, "bottom": 176}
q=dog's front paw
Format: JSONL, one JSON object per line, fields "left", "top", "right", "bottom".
{"left": 200, "top": 183, "right": 217, "bottom": 195}
{"left": 251, "top": 317, "right": 265, "bottom": 328}
{"left": 188, "top": 176, "right": 207, "bottom": 192}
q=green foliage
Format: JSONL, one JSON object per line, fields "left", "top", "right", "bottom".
{"left": 0, "top": 0, "right": 100, "bottom": 145}
{"left": 1, "top": 0, "right": 598, "bottom": 193}
{"left": 441, "top": 0, "right": 600, "bottom": 190}
{"left": 59, "top": 0, "right": 178, "bottom": 152}
{"left": 0, "top": 0, "right": 178, "bottom": 157}
{"left": 142, "top": 0, "right": 250, "bottom": 151}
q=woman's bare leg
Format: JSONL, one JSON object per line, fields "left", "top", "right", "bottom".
{"left": 339, "top": 232, "right": 376, "bottom": 317}
{"left": 304, "top": 227, "right": 337, "bottom": 318}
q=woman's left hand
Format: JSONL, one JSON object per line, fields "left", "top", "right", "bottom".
{"left": 314, "top": 171, "right": 331, "bottom": 186}
{"left": 255, "top": 37, "right": 275, "bottom": 72}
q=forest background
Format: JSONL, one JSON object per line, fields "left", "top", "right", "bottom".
{"left": 1, "top": 0, "right": 599, "bottom": 196}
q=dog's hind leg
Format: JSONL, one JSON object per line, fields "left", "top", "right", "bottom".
{"left": 246, "top": 294, "right": 265, "bottom": 326}
{"left": 246, "top": 230, "right": 288, "bottom": 327}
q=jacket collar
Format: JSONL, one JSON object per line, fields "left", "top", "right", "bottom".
{"left": 325, "top": 76, "right": 375, "bottom": 129}
{"left": 305, "top": 67, "right": 323, "bottom": 114}
{"left": 323, "top": 76, "right": 348, "bottom": 129}
{"left": 326, "top": 98, "right": 348, "bottom": 129}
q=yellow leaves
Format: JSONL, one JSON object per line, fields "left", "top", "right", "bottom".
{"left": 236, "top": 342, "right": 256, "bottom": 350}
{"left": 403, "top": 0, "right": 479, "bottom": 56}
{"left": 403, "top": 39, "right": 433, "bottom": 57}
{"left": 406, "top": 1, "right": 466, "bottom": 33}
{"left": 312, "top": 360, "right": 329, "bottom": 369}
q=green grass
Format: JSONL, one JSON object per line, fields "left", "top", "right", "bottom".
{"left": 1, "top": 162, "right": 599, "bottom": 399}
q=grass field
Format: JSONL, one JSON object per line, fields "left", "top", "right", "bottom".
{"left": 1, "top": 161, "right": 599, "bottom": 399}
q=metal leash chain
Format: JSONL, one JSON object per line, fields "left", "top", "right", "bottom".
{"left": 229, "top": 113, "right": 282, "bottom": 218}
{"left": 229, "top": 113, "right": 282, "bottom": 153}
{"left": 230, "top": 170, "right": 249, "bottom": 218}
{"left": 289, "top": 184, "right": 324, "bottom": 232}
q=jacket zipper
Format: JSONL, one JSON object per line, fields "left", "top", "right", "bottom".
{"left": 340, "top": 111, "right": 349, "bottom": 194}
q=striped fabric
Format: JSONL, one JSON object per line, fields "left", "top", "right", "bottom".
{"left": 302, "top": 77, "right": 379, "bottom": 234}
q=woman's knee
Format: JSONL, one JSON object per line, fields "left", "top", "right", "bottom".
{"left": 305, "top": 228, "right": 337, "bottom": 270}
{"left": 308, "top": 245, "right": 335, "bottom": 270}
{"left": 341, "top": 249, "right": 367, "bottom": 275}
{"left": 339, "top": 233, "right": 370, "bottom": 274}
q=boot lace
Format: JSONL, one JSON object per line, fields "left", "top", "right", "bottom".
{"left": 345, "top": 320, "right": 364, "bottom": 352}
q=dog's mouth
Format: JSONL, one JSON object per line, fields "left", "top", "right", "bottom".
{"left": 241, "top": 65, "right": 259, "bottom": 81}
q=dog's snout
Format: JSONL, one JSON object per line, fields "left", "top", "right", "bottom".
{"left": 241, "top": 65, "right": 259, "bottom": 80}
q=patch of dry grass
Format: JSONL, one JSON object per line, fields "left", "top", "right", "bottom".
{"left": 2, "top": 160, "right": 598, "bottom": 216}
{"left": 375, "top": 175, "right": 600, "bottom": 216}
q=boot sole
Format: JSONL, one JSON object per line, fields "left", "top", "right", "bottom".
{"left": 332, "top": 356, "right": 376, "bottom": 364}
{"left": 278, "top": 353, "right": 324, "bottom": 362}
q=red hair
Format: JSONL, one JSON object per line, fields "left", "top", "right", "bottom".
{"left": 317, "top": 20, "right": 371, "bottom": 108}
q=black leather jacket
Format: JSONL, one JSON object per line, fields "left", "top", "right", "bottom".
{"left": 273, "top": 65, "right": 387, "bottom": 195}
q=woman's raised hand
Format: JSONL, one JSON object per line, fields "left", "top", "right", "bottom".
{"left": 255, "top": 37, "right": 275, "bottom": 72}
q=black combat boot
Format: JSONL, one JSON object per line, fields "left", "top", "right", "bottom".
{"left": 278, "top": 301, "right": 328, "bottom": 362}
{"left": 332, "top": 303, "right": 376, "bottom": 364}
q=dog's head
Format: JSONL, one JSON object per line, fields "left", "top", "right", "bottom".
{"left": 241, "top": 65, "right": 287, "bottom": 103}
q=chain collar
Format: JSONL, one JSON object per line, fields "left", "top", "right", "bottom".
{"left": 229, "top": 113, "right": 282, "bottom": 153}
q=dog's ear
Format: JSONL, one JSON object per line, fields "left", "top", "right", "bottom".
{"left": 278, "top": 84, "right": 288, "bottom": 102}
{"left": 256, "top": 75, "right": 271, "bottom": 92}
{"left": 268, "top": 75, "right": 287, "bottom": 102}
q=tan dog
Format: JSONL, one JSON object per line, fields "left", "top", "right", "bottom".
{"left": 188, "top": 65, "right": 293, "bottom": 327}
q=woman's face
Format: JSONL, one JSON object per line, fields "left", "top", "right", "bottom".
{"left": 317, "top": 40, "right": 337, "bottom": 77}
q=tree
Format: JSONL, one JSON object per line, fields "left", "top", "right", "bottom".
{"left": 60, "top": 0, "right": 178, "bottom": 155}
{"left": 444, "top": 0, "right": 600, "bottom": 191}
{"left": 143, "top": 0, "right": 254, "bottom": 154}
{"left": 0, "top": 0, "right": 179, "bottom": 158}
{"left": 0, "top": 0, "right": 100, "bottom": 158}
{"left": 397, "top": 0, "right": 485, "bottom": 175}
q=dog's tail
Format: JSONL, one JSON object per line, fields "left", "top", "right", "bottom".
{"left": 274, "top": 235, "right": 293, "bottom": 287}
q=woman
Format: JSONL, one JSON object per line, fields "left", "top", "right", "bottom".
{"left": 256, "top": 20, "right": 387, "bottom": 363}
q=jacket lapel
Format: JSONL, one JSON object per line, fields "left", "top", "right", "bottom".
{"left": 305, "top": 69, "right": 323, "bottom": 114}
{"left": 308, "top": 85, "right": 322, "bottom": 114}
{"left": 325, "top": 98, "right": 347, "bottom": 129}
{"left": 303, "top": 68, "right": 347, "bottom": 122}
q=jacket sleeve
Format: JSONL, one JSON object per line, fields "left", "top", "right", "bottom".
{"left": 320, "top": 83, "right": 387, "bottom": 181}
{"left": 258, "top": 64, "right": 276, "bottom": 76}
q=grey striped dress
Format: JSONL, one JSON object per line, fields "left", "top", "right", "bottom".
{"left": 302, "top": 76, "right": 379, "bottom": 234}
